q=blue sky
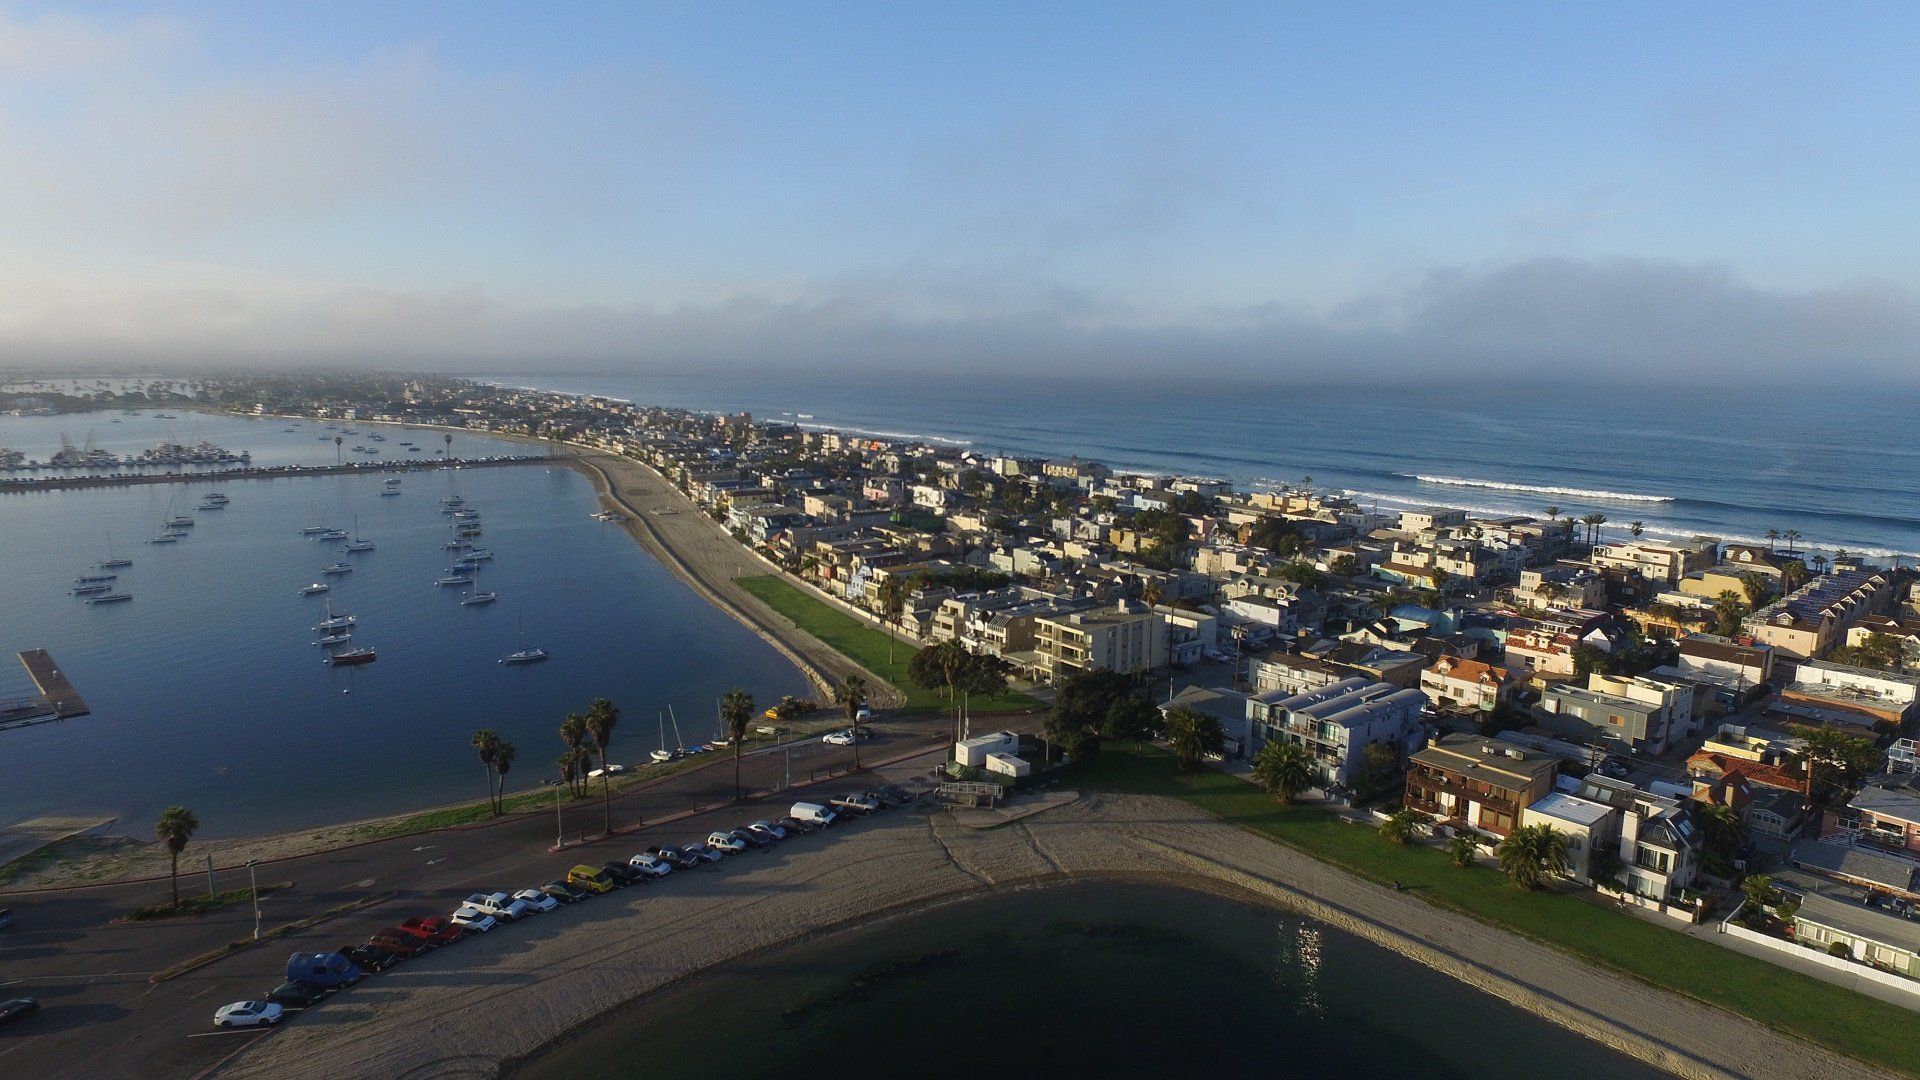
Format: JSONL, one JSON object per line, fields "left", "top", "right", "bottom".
{"left": 1, "top": 1, "right": 1917, "bottom": 378}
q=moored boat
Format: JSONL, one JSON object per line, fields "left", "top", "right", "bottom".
{"left": 300, "top": 582, "right": 331, "bottom": 595}
{"left": 460, "top": 591, "right": 499, "bottom": 606}
{"left": 325, "top": 647, "right": 376, "bottom": 666}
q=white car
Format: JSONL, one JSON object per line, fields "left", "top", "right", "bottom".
{"left": 748, "top": 819, "right": 787, "bottom": 841}
{"left": 464, "top": 892, "right": 533, "bottom": 921}
{"left": 587, "top": 763, "right": 628, "bottom": 779}
{"left": 512, "top": 888, "right": 560, "bottom": 913}
{"left": 214, "top": 1000, "right": 284, "bottom": 1028}
{"left": 855, "top": 705, "right": 872, "bottom": 721}
{"left": 822, "top": 729, "right": 857, "bottom": 746}
{"left": 449, "top": 905, "right": 499, "bottom": 932}
{"left": 705, "top": 831, "right": 748, "bottom": 853}
{"left": 628, "top": 853, "right": 673, "bottom": 878}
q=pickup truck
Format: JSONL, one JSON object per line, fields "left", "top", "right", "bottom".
{"left": 400, "top": 916, "right": 465, "bottom": 946}
{"left": 463, "top": 892, "right": 533, "bottom": 921}
{"left": 830, "top": 793, "right": 881, "bottom": 815}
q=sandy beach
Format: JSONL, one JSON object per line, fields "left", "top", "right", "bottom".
{"left": 216, "top": 793, "right": 1892, "bottom": 1080}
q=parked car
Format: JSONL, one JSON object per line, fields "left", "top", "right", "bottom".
{"left": 464, "top": 892, "right": 534, "bottom": 920}
{"left": 831, "top": 793, "right": 881, "bottom": 815}
{"left": 777, "top": 815, "right": 818, "bottom": 834}
{"left": 628, "top": 852, "right": 673, "bottom": 877}
{"left": 680, "top": 842, "right": 723, "bottom": 865}
{"left": 822, "top": 729, "right": 857, "bottom": 746}
{"left": 0, "top": 998, "right": 38, "bottom": 1026}
{"left": 285, "top": 950, "right": 363, "bottom": 988}
{"left": 855, "top": 705, "right": 872, "bottom": 721}
{"left": 513, "top": 888, "right": 561, "bottom": 913}
{"left": 0, "top": 908, "right": 14, "bottom": 931}
{"left": 706, "top": 831, "right": 748, "bottom": 854}
{"left": 339, "top": 944, "right": 399, "bottom": 972}
{"left": 748, "top": 819, "right": 787, "bottom": 841}
{"left": 369, "top": 929, "right": 432, "bottom": 957}
{"left": 265, "top": 981, "right": 328, "bottom": 1009}
{"left": 568, "top": 864, "right": 617, "bottom": 894}
{"left": 601, "top": 860, "right": 646, "bottom": 886}
{"left": 540, "top": 880, "right": 589, "bottom": 904}
{"left": 213, "top": 1001, "right": 283, "bottom": 1029}
{"left": 789, "top": 801, "right": 837, "bottom": 827}
{"left": 650, "top": 845, "right": 694, "bottom": 869}
{"left": 400, "top": 916, "right": 465, "bottom": 946}
{"left": 872, "top": 784, "right": 915, "bottom": 806}
{"left": 725, "top": 827, "right": 770, "bottom": 850}
{"left": 449, "top": 906, "right": 499, "bottom": 933}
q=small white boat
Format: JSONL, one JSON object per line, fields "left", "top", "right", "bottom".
{"left": 312, "top": 631, "right": 352, "bottom": 646}
{"left": 444, "top": 539, "right": 466, "bottom": 550}
{"left": 460, "top": 591, "right": 499, "bottom": 606}
{"left": 71, "top": 582, "right": 113, "bottom": 596}
{"left": 166, "top": 516, "right": 194, "bottom": 528}
{"left": 313, "top": 602, "right": 356, "bottom": 631}
{"left": 300, "top": 583, "right": 331, "bottom": 595}
{"left": 321, "top": 562, "right": 353, "bottom": 575}
{"left": 86, "top": 592, "right": 133, "bottom": 604}
{"left": 436, "top": 574, "right": 474, "bottom": 586}
{"left": 462, "top": 549, "right": 494, "bottom": 561}
{"left": 325, "top": 647, "right": 376, "bottom": 666}
{"left": 346, "top": 539, "right": 375, "bottom": 551}
{"left": 316, "top": 529, "right": 349, "bottom": 541}
{"left": 499, "top": 612, "right": 548, "bottom": 664}
{"left": 379, "top": 489, "right": 402, "bottom": 497}
{"left": 145, "top": 534, "right": 179, "bottom": 544}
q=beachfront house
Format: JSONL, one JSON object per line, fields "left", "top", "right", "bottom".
{"left": 1404, "top": 733, "right": 1561, "bottom": 838}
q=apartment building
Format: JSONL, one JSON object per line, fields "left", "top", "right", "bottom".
{"left": 1248, "top": 677, "right": 1427, "bottom": 788}
{"left": 1591, "top": 538, "right": 1717, "bottom": 586}
{"left": 1743, "top": 570, "right": 1897, "bottom": 660}
{"left": 1404, "top": 733, "right": 1561, "bottom": 838}
{"left": 1033, "top": 601, "right": 1168, "bottom": 680}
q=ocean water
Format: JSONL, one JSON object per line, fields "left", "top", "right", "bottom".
{"left": 0, "top": 412, "right": 809, "bottom": 837}
{"left": 513, "top": 880, "right": 1667, "bottom": 1080}
{"left": 486, "top": 372, "right": 1920, "bottom": 561}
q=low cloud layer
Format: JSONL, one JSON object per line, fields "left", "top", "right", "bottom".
{"left": 0, "top": 256, "right": 1912, "bottom": 385}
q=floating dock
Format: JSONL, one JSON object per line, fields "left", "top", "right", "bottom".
{"left": 2, "top": 650, "right": 89, "bottom": 729}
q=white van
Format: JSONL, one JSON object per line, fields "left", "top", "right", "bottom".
{"left": 789, "top": 801, "right": 838, "bottom": 827}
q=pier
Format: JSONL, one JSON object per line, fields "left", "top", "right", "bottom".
{"left": 0, "top": 454, "right": 548, "bottom": 494}
{"left": 1, "top": 650, "right": 89, "bottom": 730}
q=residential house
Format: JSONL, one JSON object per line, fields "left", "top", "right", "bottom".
{"left": 1249, "top": 677, "right": 1428, "bottom": 789}
{"left": 1781, "top": 660, "right": 1920, "bottom": 731}
{"left": 1522, "top": 791, "right": 1619, "bottom": 883}
{"left": 1743, "top": 570, "right": 1897, "bottom": 660}
{"left": 1163, "top": 686, "right": 1255, "bottom": 757}
{"left": 1824, "top": 779, "right": 1920, "bottom": 855}
{"left": 1404, "top": 733, "right": 1561, "bottom": 838}
{"left": 1420, "top": 657, "right": 1517, "bottom": 715}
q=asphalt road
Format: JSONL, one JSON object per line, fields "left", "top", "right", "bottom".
{"left": 0, "top": 724, "right": 949, "bottom": 1078}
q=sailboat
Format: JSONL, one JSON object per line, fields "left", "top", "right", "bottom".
{"left": 300, "top": 497, "right": 329, "bottom": 536}
{"left": 98, "top": 534, "right": 132, "bottom": 569}
{"left": 313, "top": 598, "right": 356, "bottom": 632}
{"left": 651, "top": 712, "right": 675, "bottom": 762}
{"left": 346, "top": 515, "right": 374, "bottom": 552}
{"left": 499, "top": 611, "right": 549, "bottom": 665}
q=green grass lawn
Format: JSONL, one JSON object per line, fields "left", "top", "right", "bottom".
{"left": 1078, "top": 745, "right": 1920, "bottom": 1077}
{"left": 735, "top": 574, "right": 1042, "bottom": 715}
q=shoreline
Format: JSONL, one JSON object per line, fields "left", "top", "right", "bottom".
{"left": 219, "top": 793, "right": 1897, "bottom": 1080}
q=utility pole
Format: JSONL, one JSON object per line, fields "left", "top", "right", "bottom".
{"left": 549, "top": 779, "right": 565, "bottom": 850}
{"left": 205, "top": 854, "right": 216, "bottom": 899}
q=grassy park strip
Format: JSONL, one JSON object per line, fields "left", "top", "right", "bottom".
{"left": 736, "top": 573, "right": 1043, "bottom": 714}
{"left": 126, "top": 883, "right": 289, "bottom": 921}
{"left": 1081, "top": 745, "right": 1920, "bottom": 1078}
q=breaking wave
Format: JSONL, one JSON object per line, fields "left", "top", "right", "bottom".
{"left": 1402, "top": 474, "right": 1674, "bottom": 504}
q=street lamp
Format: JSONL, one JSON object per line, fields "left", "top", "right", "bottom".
{"left": 246, "top": 859, "right": 262, "bottom": 942}
{"left": 548, "top": 779, "right": 564, "bottom": 850}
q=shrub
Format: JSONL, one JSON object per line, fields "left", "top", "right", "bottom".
{"left": 1828, "top": 941, "right": 1853, "bottom": 959}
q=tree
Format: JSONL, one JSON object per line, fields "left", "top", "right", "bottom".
{"left": 1544, "top": 505, "right": 1560, "bottom": 523}
{"left": 1711, "top": 589, "right": 1748, "bottom": 637}
{"left": 721, "top": 688, "right": 755, "bottom": 800}
{"left": 1140, "top": 580, "right": 1165, "bottom": 608}
{"left": 1356, "top": 742, "right": 1401, "bottom": 796}
{"left": 1163, "top": 705, "right": 1225, "bottom": 771}
{"left": 833, "top": 675, "right": 868, "bottom": 770}
{"left": 1102, "top": 693, "right": 1159, "bottom": 747}
{"left": 1628, "top": 520, "right": 1644, "bottom": 538}
{"left": 1446, "top": 831, "right": 1481, "bottom": 868}
{"left": 1738, "top": 571, "right": 1770, "bottom": 609}
{"left": 1252, "top": 741, "right": 1315, "bottom": 804}
{"left": 1572, "top": 642, "right": 1613, "bottom": 678}
{"left": 155, "top": 805, "right": 199, "bottom": 910}
{"left": 1781, "top": 559, "right": 1808, "bottom": 595}
{"left": 559, "top": 712, "right": 590, "bottom": 795}
{"left": 909, "top": 639, "right": 973, "bottom": 739}
{"left": 1047, "top": 669, "right": 1139, "bottom": 764}
{"left": 1496, "top": 825, "right": 1570, "bottom": 890}
{"left": 584, "top": 698, "right": 621, "bottom": 834}
{"left": 1378, "top": 808, "right": 1422, "bottom": 844}
{"left": 1740, "top": 873, "right": 1778, "bottom": 924}
{"left": 1330, "top": 554, "right": 1358, "bottom": 577}
{"left": 472, "top": 728, "right": 502, "bottom": 814}
{"left": 1791, "top": 725, "right": 1880, "bottom": 794}
{"left": 876, "top": 575, "right": 908, "bottom": 663}
{"left": 1764, "top": 528, "right": 1780, "bottom": 553}
{"left": 491, "top": 739, "right": 518, "bottom": 814}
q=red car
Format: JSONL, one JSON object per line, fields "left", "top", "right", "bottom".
{"left": 402, "top": 915, "right": 466, "bottom": 946}
{"left": 368, "top": 929, "right": 431, "bottom": 957}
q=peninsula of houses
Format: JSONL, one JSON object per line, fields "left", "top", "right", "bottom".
{"left": 218, "top": 374, "right": 1920, "bottom": 991}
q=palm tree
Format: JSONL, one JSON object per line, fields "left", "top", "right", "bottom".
{"left": 556, "top": 750, "right": 579, "bottom": 797}
{"left": 1378, "top": 809, "right": 1421, "bottom": 844}
{"left": 1764, "top": 528, "right": 1780, "bottom": 554}
{"left": 1712, "top": 589, "right": 1748, "bottom": 637}
{"left": 1810, "top": 554, "right": 1828, "bottom": 575}
{"left": 1252, "top": 741, "right": 1316, "bottom": 804}
{"left": 471, "top": 728, "right": 501, "bottom": 813}
{"left": 721, "top": 688, "right": 755, "bottom": 800}
{"left": 1446, "top": 831, "right": 1481, "bottom": 868}
{"left": 1141, "top": 580, "right": 1165, "bottom": 608}
{"left": 155, "top": 805, "right": 199, "bottom": 910}
{"left": 1495, "top": 824, "right": 1570, "bottom": 890}
{"left": 834, "top": 675, "right": 868, "bottom": 770}
{"left": 1163, "top": 705, "right": 1225, "bottom": 771}
{"left": 1700, "top": 800, "right": 1744, "bottom": 858}
{"left": 584, "top": 698, "right": 620, "bottom": 834}
{"left": 1628, "top": 520, "right": 1644, "bottom": 538}
{"left": 876, "top": 575, "right": 908, "bottom": 664}
{"left": 1544, "top": 505, "right": 1560, "bottom": 524}
{"left": 559, "top": 712, "right": 590, "bottom": 795}
{"left": 1782, "top": 529, "right": 1802, "bottom": 555}
{"left": 491, "top": 739, "right": 518, "bottom": 814}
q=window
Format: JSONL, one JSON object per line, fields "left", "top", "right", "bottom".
{"left": 1608, "top": 714, "right": 1626, "bottom": 727}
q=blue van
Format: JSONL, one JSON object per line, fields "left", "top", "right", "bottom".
{"left": 285, "top": 950, "right": 363, "bottom": 989}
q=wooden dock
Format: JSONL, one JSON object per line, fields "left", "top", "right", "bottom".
{"left": 17, "top": 650, "right": 88, "bottom": 719}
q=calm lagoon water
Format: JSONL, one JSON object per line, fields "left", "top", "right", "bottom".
{"left": 0, "top": 412, "right": 809, "bottom": 837}
{"left": 514, "top": 881, "right": 1669, "bottom": 1080}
